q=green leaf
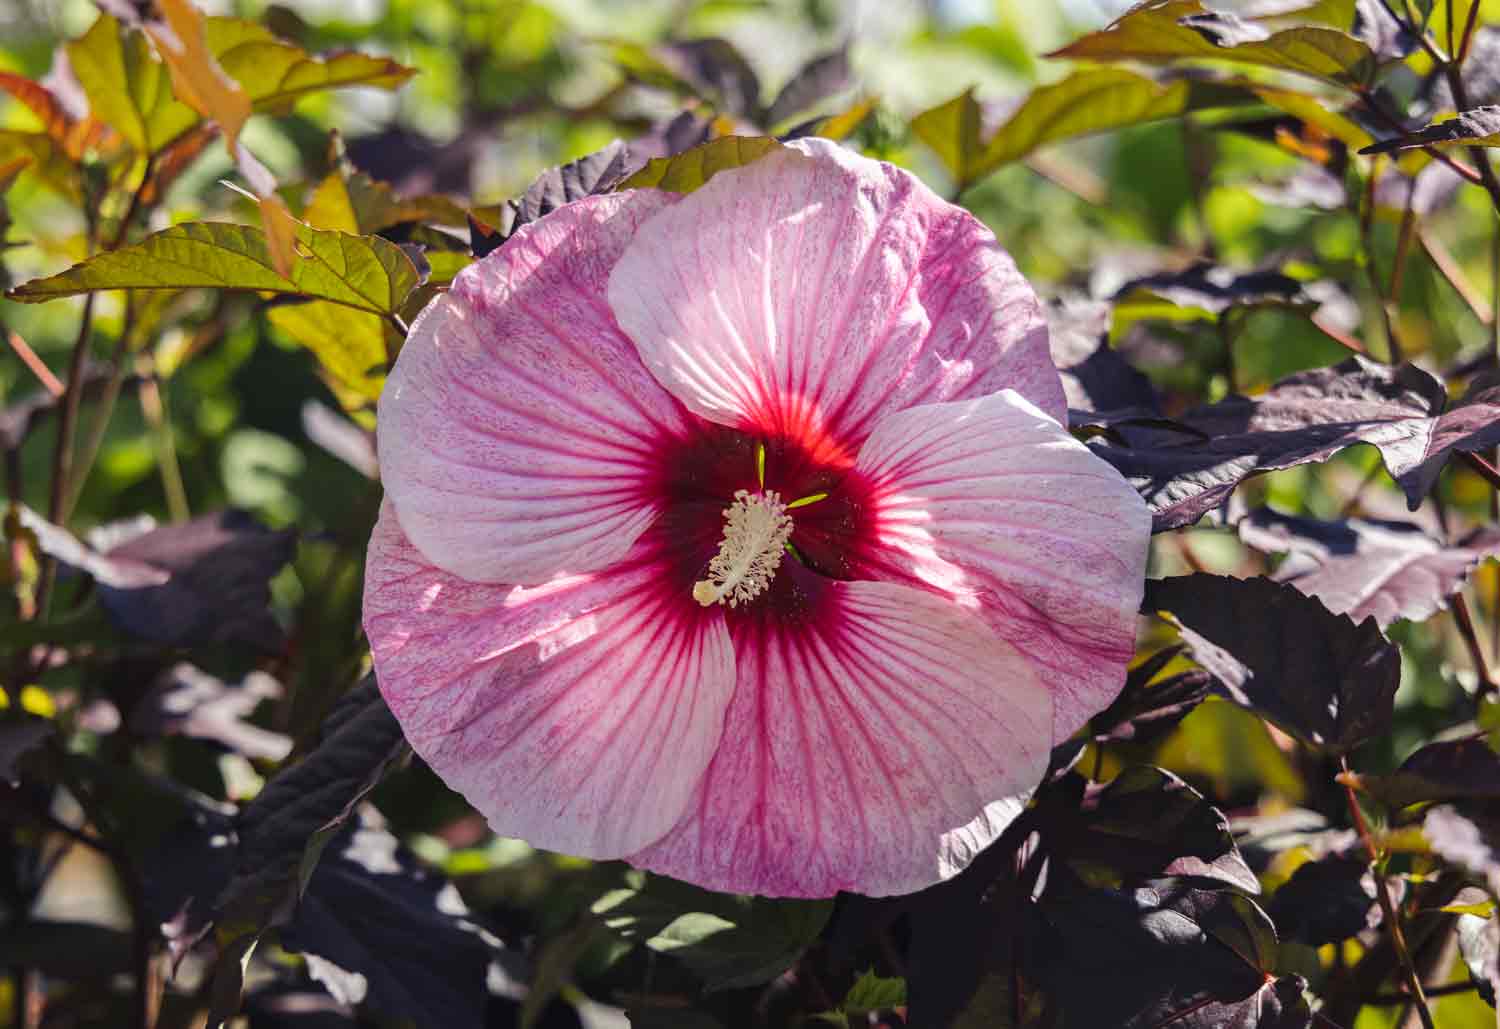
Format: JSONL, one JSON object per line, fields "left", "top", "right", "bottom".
{"left": 63, "top": 13, "right": 415, "bottom": 156}
{"left": 0, "top": 130, "right": 81, "bottom": 203}
{"left": 843, "top": 969, "right": 907, "bottom": 1014}
{"left": 1048, "top": 0, "right": 1375, "bottom": 88}
{"left": 304, "top": 166, "right": 467, "bottom": 235}
{"left": 205, "top": 18, "right": 415, "bottom": 113}
{"left": 66, "top": 13, "right": 196, "bottom": 153}
{"left": 913, "top": 70, "right": 1247, "bottom": 189}
{"left": 1361, "top": 105, "right": 1500, "bottom": 153}
{"left": 618, "top": 135, "right": 785, "bottom": 194}
{"left": 267, "top": 302, "right": 390, "bottom": 403}
{"left": 8, "top": 220, "right": 419, "bottom": 315}
{"left": 592, "top": 874, "right": 832, "bottom": 991}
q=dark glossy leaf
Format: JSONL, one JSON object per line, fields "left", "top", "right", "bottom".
{"left": 1088, "top": 647, "right": 1212, "bottom": 746}
{"left": 1048, "top": 298, "right": 1162, "bottom": 422}
{"left": 14, "top": 504, "right": 167, "bottom": 589}
{"left": 1362, "top": 105, "right": 1500, "bottom": 154}
{"left": 130, "top": 663, "right": 292, "bottom": 761}
{"left": 505, "top": 139, "right": 633, "bottom": 237}
{"left": 1239, "top": 508, "right": 1500, "bottom": 628}
{"left": 1146, "top": 574, "right": 1400, "bottom": 750}
{"left": 1088, "top": 356, "right": 1467, "bottom": 531}
{"left": 1049, "top": 0, "right": 1374, "bottom": 88}
{"left": 1362, "top": 738, "right": 1500, "bottom": 809}
{"left": 1113, "top": 262, "right": 1315, "bottom": 320}
{"left": 764, "top": 47, "right": 851, "bottom": 127}
{"left": 592, "top": 873, "right": 832, "bottom": 992}
{"left": 1266, "top": 857, "right": 1377, "bottom": 945}
{"left": 96, "top": 510, "right": 295, "bottom": 650}
{"left": 655, "top": 38, "right": 761, "bottom": 120}
{"left": 281, "top": 812, "right": 495, "bottom": 1028}
{"left": 1042, "top": 767, "right": 1260, "bottom": 892}
{"left": 140, "top": 799, "right": 238, "bottom": 966}
{"left": 216, "top": 676, "right": 406, "bottom": 930}
{"left": 0, "top": 716, "right": 54, "bottom": 785}
{"left": 1031, "top": 877, "right": 1311, "bottom": 1029}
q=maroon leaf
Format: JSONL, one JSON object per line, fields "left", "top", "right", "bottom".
{"left": 1266, "top": 857, "right": 1378, "bottom": 946}
{"left": 1146, "top": 574, "right": 1400, "bottom": 750}
{"left": 1239, "top": 507, "right": 1500, "bottom": 628}
{"left": 1360, "top": 737, "right": 1500, "bottom": 809}
{"left": 764, "top": 47, "right": 851, "bottom": 127}
{"left": 1088, "top": 356, "right": 1497, "bottom": 531}
{"left": 96, "top": 510, "right": 296, "bottom": 651}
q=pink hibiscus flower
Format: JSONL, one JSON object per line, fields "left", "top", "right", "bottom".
{"left": 363, "top": 139, "right": 1150, "bottom": 898}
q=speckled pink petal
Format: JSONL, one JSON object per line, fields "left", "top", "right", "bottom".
{"left": 363, "top": 503, "right": 735, "bottom": 858}
{"left": 855, "top": 390, "right": 1151, "bottom": 743}
{"left": 378, "top": 191, "right": 693, "bottom": 585}
{"left": 607, "top": 138, "right": 1062, "bottom": 452}
{"left": 630, "top": 578, "right": 1051, "bottom": 897}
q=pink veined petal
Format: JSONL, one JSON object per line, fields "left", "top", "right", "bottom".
{"left": 630, "top": 578, "right": 1052, "bottom": 898}
{"left": 854, "top": 390, "right": 1151, "bottom": 743}
{"left": 363, "top": 503, "right": 736, "bottom": 858}
{"left": 607, "top": 138, "right": 1063, "bottom": 453}
{"left": 378, "top": 191, "right": 693, "bottom": 585}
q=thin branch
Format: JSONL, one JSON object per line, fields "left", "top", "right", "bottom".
{"left": 1419, "top": 227, "right": 1492, "bottom": 325}
{"left": 1451, "top": 591, "right": 1497, "bottom": 699}
{"left": 1343, "top": 768, "right": 1437, "bottom": 1029}
{"left": 6, "top": 331, "right": 64, "bottom": 396}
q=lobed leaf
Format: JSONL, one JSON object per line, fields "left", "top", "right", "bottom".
{"left": 1239, "top": 508, "right": 1500, "bottom": 628}
{"left": 8, "top": 219, "right": 420, "bottom": 315}
{"left": 1049, "top": 0, "right": 1375, "bottom": 88}
{"left": 1147, "top": 573, "right": 1400, "bottom": 751}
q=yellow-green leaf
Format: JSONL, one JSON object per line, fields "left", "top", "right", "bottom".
{"left": 1049, "top": 0, "right": 1375, "bottom": 89}
{"left": 0, "top": 131, "right": 81, "bottom": 203}
{"left": 146, "top": 0, "right": 252, "bottom": 152}
{"left": 619, "top": 136, "right": 785, "bottom": 193}
{"left": 267, "top": 301, "right": 389, "bottom": 403}
{"left": 7, "top": 220, "right": 419, "bottom": 316}
{"left": 67, "top": 14, "right": 197, "bottom": 153}
{"left": 914, "top": 70, "right": 1247, "bottom": 189}
{"left": 304, "top": 166, "right": 467, "bottom": 236}
{"left": 206, "top": 18, "right": 415, "bottom": 113}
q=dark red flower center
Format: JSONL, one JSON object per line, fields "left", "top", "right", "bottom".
{"left": 640, "top": 417, "right": 881, "bottom": 623}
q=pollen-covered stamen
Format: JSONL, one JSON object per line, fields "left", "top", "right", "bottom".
{"left": 692, "top": 490, "right": 794, "bottom": 607}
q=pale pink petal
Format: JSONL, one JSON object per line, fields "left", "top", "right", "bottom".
{"left": 378, "top": 191, "right": 693, "bottom": 585}
{"left": 363, "top": 503, "right": 735, "bottom": 858}
{"left": 630, "top": 578, "right": 1052, "bottom": 897}
{"left": 855, "top": 390, "right": 1151, "bottom": 742}
{"left": 607, "top": 138, "right": 1062, "bottom": 453}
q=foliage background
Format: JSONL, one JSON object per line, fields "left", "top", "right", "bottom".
{"left": 5, "top": 0, "right": 1500, "bottom": 1027}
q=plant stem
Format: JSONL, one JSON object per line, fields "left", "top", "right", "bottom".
{"left": 1343, "top": 769, "right": 1437, "bottom": 1029}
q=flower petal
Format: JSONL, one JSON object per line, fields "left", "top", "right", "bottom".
{"left": 607, "top": 138, "right": 1062, "bottom": 454}
{"left": 363, "top": 503, "right": 735, "bottom": 858}
{"left": 378, "top": 191, "right": 693, "bottom": 584}
{"left": 854, "top": 390, "right": 1151, "bottom": 742}
{"left": 630, "top": 577, "right": 1051, "bottom": 897}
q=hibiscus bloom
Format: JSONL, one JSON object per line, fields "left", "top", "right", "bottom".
{"left": 363, "top": 139, "right": 1150, "bottom": 898}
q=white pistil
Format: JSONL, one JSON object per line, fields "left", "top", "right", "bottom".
{"left": 692, "top": 489, "right": 794, "bottom": 607}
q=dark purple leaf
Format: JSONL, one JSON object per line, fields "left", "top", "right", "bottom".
{"left": 627, "top": 111, "right": 715, "bottom": 164}
{"left": 96, "top": 510, "right": 296, "bottom": 651}
{"left": 764, "top": 47, "right": 851, "bottom": 127}
{"left": 140, "top": 799, "right": 238, "bottom": 967}
{"left": 655, "top": 39, "right": 762, "bottom": 120}
{"left": 1266, "top": 857, "right": 1378, "bottom": 946}
{"left": 1180, "top": 11, "right": 1271, "bottom": 48}
{"left": 1048, "top": 298, "right": 1163, "bottom": 423}
{"left": 15, "top": 505, "right": 167, "bottom": 589}
{"left": 1113, "top": 262, "right": 1314, "bottom": 317}
{"left": 1457, "top": 910, "right": 1499, "bottom": 1006}
{"left": 1032, "top": 877, "right": 1310, "bottom": 1029}
{"left": 216, "top": 677, "right": 406, "bottom": 930}
{"left": 1146, "top": 574, "right": 1400, "bottom": 750}
{"left": 1362, "top": 105, "right": 1500, "bottom": 154}
{"left": 1360, "top": 738, "right": 1500, "bottom": 809}
{"left": 130, "top": 663, "right": 292, "bottom": 761}
{"left": 1352, "top": 0, "right": 1417, "bottom": 59}
{"left": 281, "top": 811, "right": 495, "bottom": 1028}
{"left": 0, "top": 716, "right": 53, "bottom": 785}
{"left": 1239, "top": 507, "right": 1500, "bottom": 628}
{"left": 1088, "top": 356, "right": 1475, "bottom": 531}
{"left": 1042, "top": 767, "right": 1260, "bottom": 893}
{"left": 1090, "top": 665, "right": 1212, "bottom": 746}
{"left": 502, "top": 139, "right": 633, "bottom": 239}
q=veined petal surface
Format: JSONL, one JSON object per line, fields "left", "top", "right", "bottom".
{"left": 608, "top": 138, "right": 1062, "bottom": 452}
{"left": 855, "top": 390, "right": 1151, "bottom": 742}
{"left": 364, "top": 504, "right": 736, "bottom": 858}
{"left": 630, "top": 577, "right": 1052, "bottom": 897}
{"left": 378, "top": 191, "right": 691, "bottom": 585}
